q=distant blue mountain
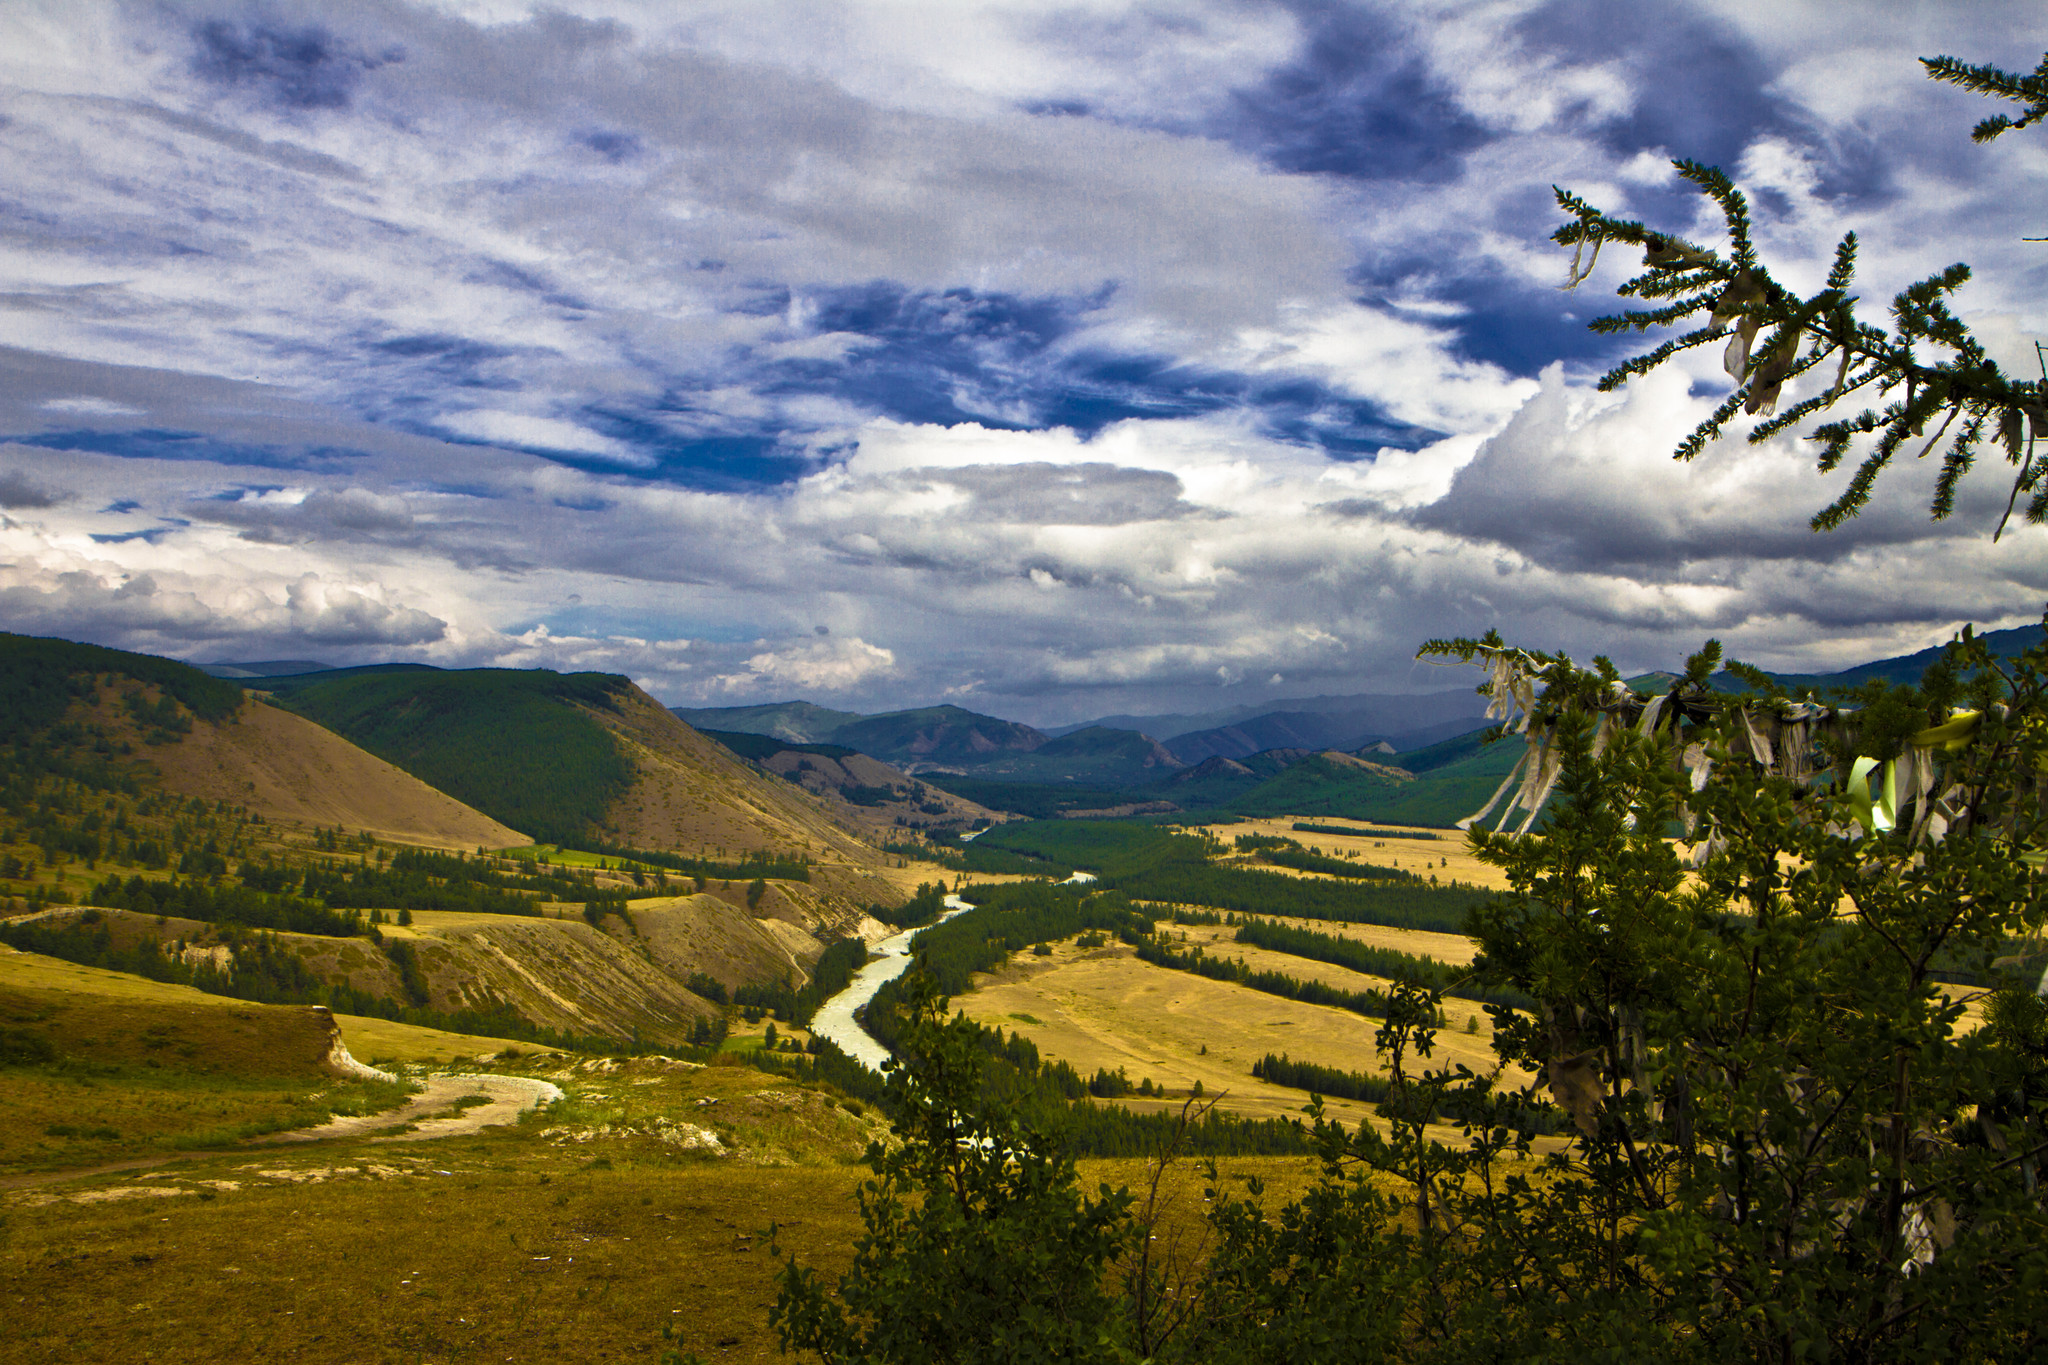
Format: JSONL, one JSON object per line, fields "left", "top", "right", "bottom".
{"left": 1162, "top": 692, "right": 1492, "bottom": 764}
{"left": 198, "top": 659, "right": 337, "bottom": 678}
{"left": 1757, "top": 624, "right": 2043, "bottom": 693}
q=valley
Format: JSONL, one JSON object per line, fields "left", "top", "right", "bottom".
{"left": 5, "top": 625, "right": 2028, "bottom": 1361}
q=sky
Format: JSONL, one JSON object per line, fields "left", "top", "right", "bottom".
{"left": 1, "top": 1, "right": 2043, "bottom": 725}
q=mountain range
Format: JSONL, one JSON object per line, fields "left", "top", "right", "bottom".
{"left": 176, "top": 622, "right": 2048, "bottom": 837}
{"left": 676, "top": 623, "right": 2048, "bottom": 824}
{"left": 0, "top": 620, "right": 2032, "bottom": 1054}
{"left": 672, "top": 691, "right": 1492, "bottom": 783}
{"left": 5, "top": 633, "right": 975, "bottom": 1047}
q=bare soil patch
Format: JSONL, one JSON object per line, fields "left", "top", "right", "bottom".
{"left": 137, "top": 694, "right": 526, "bottom": 849}
{"left": 269, "top": 1074, "right": 562, "bottom": 1144}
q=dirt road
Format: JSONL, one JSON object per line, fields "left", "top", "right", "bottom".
{"left": 269, "top": 1074, "right": 563, "bottom": 1144}
{"left": 2, "top": 1074, "right": 564, "bottom": 1191}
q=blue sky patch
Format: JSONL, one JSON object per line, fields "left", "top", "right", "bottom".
{"left": 191, "top": 20, "right": 399, "bottom": 111}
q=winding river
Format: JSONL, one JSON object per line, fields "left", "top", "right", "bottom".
{"left": 806, "top": 895, "right": 976, "bottom": 1072}
{"left": 809, "top": 871, "right": 1101, "bottom": 1072}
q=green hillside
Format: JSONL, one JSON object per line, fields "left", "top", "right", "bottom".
{"left": 1741, "top": 623, "right": 2045, "bottom": 694}
{"left": 1229, "top": 744, "right": 1521, "bottom": 828}
{"left": 917, "top": 776, "right": 1139, "bottom": 819}
{"left": 697, "top": 729, "right": 861, "bottom": 763}
{"left": 945, "top": 726, "right": 1182, "bottom": 784}
{"left": 1, "top": 632, "right": 242, "bottom": 744}
{"left": 267, "top": 670, "right": 637, "bottom": 844}
{"left": 1392, "top": 725, "right": 1500, "bottom": 774}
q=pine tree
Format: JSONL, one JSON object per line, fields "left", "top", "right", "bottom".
{"left": 1552, "top": 50, "right": 2048, "bottom": 538}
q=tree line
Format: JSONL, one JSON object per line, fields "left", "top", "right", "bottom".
{"left": 1234, "top": 918, "right": 1536, "bottom": 1012}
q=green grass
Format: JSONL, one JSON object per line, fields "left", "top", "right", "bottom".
{"left": 0, "top": 982, "right": 423, "bottom": 1172}
{"left": 503, "top": 844, "right": 642, "bottom": 870}
{"left": 2, "top": 1066, "right": 421, "bottom": 1171}
{"left": 0, "top": 1045, "right": 1324, "bottom": 1364}
{"left": 268, "top": 669, "right": 639, "bottom": 844}
{"left": 1229, "top": 744, "right": 1522, "bottom": 827}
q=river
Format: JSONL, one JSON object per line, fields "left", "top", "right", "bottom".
{"left": 807, "top": 895, "right": 976, "bottom": 1072}
{"left": 810, "top": 870, "right": 1099, "bottom": 1071}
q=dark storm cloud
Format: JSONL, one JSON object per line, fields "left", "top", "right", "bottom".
{"left": 191, "top": 18, "right": 401, "bottom": 111}
{"left": 1218, "top": 0, "right": 1492, "bottom": 182}
{"left": 0, "top": 469, "right": 69, "bottom": 509}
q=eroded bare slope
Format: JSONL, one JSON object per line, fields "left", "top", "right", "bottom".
{"left": 88, "top": 689, "right": 526, "bottom": 850}
{"left": 587, "top": 689, "right": 903, "bottom": 907}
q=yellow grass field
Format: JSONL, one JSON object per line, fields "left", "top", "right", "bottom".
{"left": 1164, "top": 920, "right": 1513, "bottom": 1062}
{"left": 0, "top": 1132, "right": 1328, "bottom": 1365}
{"left": 952, "top": 930, "right": 1527, "bottom": 1137}
{"left": 1193, "top": 816, "right": 1509, "bottom": 891}
{"left": 0, "top": 947, "right": 531, "bottom": 1065}
{"left": 1, "top": 956, "right": 1334, "bottom": 1365}
{"left": 1212, "top": 912, "right": 1478, "bottom": 966}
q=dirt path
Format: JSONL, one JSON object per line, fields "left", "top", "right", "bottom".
{"left": 0, "top": 1156, "right": 190, "bottom": 1192}
{"left": 2, "top": 1074, "right": 564, "bottom": 1190}
{"left": 268, "top": 1074, "right": 563, "bottom": 1144}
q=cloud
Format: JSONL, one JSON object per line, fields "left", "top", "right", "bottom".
{"left": 436, "top": 412, "right": 651, "bottom": 466}
{"left": 41, "top": 396, "right": 145, "bottom": 417}
{"left": 201, "top": 486, "right": 419, "bottom": 543}
{"left": 190, "top": 17, "right": 401, "bottom": 111}
{"left": 909, "top": 462, "right": 1197, "bottom": 527}
{"left": 715, "top": 636, "right": 897, "bottom": 694}
{"left": 0, "top": 469, "right": 68, "bottom": 509}
{"left": 0, "top": 483, "right": 454, "bottom": 654}
{"left": 283, "top": 574, "right": 445, "bottom": 644}
{"left": 0, "top": 1, "right": 2036, "bottom": 722}
{"left": 1408, "top": 364, "right": 1962, "bottom": 571}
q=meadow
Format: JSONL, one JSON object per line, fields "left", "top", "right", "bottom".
{"left": 0, "top": 955, "right": 1335, "bottom": 1365}
{"left": 946, "top": 920, "right": 1522, "bottom": 1131}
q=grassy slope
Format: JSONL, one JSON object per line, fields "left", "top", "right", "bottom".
{"left": 15, "top": 897, "right": 770, "bottom": 1048}
{"left": 1228, "top": 743, "right": 1520, "bottom": 827}
{"left": 698, "top": 729, "right": 861, "bottom": 763}
{"left": 697, "top": 729, "right": 998, "bottom": 834}
{"left": 589, "top": 689, "right": 899, "bottom": 905}
{"left": 0, "top": 632, "right": 242, "bottom": 742}
{"left": 0, "top": 1039, "right": 1320, "bottom": 1365}
{"left": 268, "top": 670, "right": 638, "bottom": 846}
{"left": 0, "top": 975, "right": 415, "bottom": 1173}
{"left": 0, "top": 950, "right": 533, "bottom": 1062}
{"left": 669, "top": 699, "right": 866, "bottom": 743}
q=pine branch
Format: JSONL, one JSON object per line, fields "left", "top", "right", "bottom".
{"left": 1923, "top": 54, "right": 2048, "bottom": 142}
{"left": 1553, "top": 55, "right": 2048, "bottom": 534}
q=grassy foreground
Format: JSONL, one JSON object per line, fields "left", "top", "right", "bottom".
{"left": 1, "top": 1044, "right": 1328, "bottom": 1364}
